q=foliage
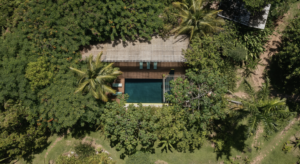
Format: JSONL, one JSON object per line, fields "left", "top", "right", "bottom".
{"left": 125, "top": 151, "right": 152, "bottom": 164}
{"left": 183, "top": 25, "right": 242, "bottom": 90}
{"left": 228, "top": 22, "right": 272, "bottom": 60}
{"left": 27, "top": 68, "right": 104, "bottom": 132}
{"left": 171, "top": 0, "right": 225, "bottom": 40}
{"left": 25, "top": 56, "right": 56, "bottom": 91}
{"left": 75, "top": 143, "right": 95, "bottom": 158}
{"left": 242, "top": 0, "right": 276, "bottom": 11}
{"left": 0, "top": 0, "right": 23, "bottom": 35}
{"left": 220, "top": 62, "right": 237, "bottom": 91}
{"left": 229, "top": 78, "right": 295, "bottom": 136}
{"left": 211, "top": 139, "right": 224, "bottom": 151}
{"left": 70, "top": 53, "right": 122, "bottom": 101}
{"left": 101, "top": 96, "right": 158, "bottom": 154}
{"left": 282, "top": 141, "right": 293, "bottom": 153}
{"left": 0, "top": 0, "right": 164, "bottom": 110}
{"left": 267, "top": 0, "right": 290, "bottom": 23}
{"left": 155, "top": 106, "right": 202, "bottom": 152}
{"left": 159, "top": 140, "right": 175, "bottom": 151}
{"left": 11, "top": 0, "right": 164, "bottom": 43}
{"left": 184, "top": 36, "right": 223, "bottom": 71}
{"left": 159, "top": 4, "right": 180, "bottom": 38}
{"left": 0, "top": 100, "right": 48, "bottom": 161}
{"left": 0, "top": 31, "right": 38, "bottom": 107}
{"left": 101, "top": 95, "right": 206, "bottom": 155}
{"left": 55, "top": 151, "right": 115, "bottom": 164}
{"left": 242, "top": 58, "right": 262, "bottom": 78}
{"left": 269, "top": 13, "right": 300, "bottom": 94}
{"left": 227, "top": 45, "right": 247, "bottom": 62}
{"left": 243, "top": 157, "right": 251, "bottom": 164}
{"left": 166, "top": 69, "right": 228, "bottom": 131}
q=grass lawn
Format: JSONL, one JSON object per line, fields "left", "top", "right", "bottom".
{"left": 16, "top": 118, "right": 299, "bottom": 164}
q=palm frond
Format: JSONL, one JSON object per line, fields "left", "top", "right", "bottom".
{"left": 243, "top": 79, "right": 255, "bottom": 96}
{"left": 171, "top": 0, "right": 224, "bottom": 40}
{"left": 95, "top": 52, "right": 103, "bottom": 69}
{"left": 69, "top": 67, "right": 86, "bottom": 77}
{"left": 257, "top": 77, "right": 270, "bottom": 100}
{"left": 95, "top": 75, "right": 117, "bottom": 83}
{"left": 170, "top": 26, "right": 183, "bottom": 34}
{"left": 204, "top": 10, "right": 223, "bottom": 18}
{"left": 91, "top": 89, "right": 100, "bottom": 99}
{"left": 90, "top": 79, "right": 96, "bottom": 90}
{"left": 98, "top": 88, "right": 108, "bottom": 102}
{"left": 98, "top": 63, "right": 114, "bottom": 75}
{"left": 248, "top": 114, "right": 260, "bottom": 136}
{"left": 87, "top": 54, "right": 94, "bottom": 72}
{"left": 172, "top": 2, "right": 189, "bottom": 15}
{"left": 103, "top": 85, "right": 116, "bottom": 94}
{"left": 174, "top": 26, "right": 194, "bottom": 39}
{"left": 74, "top": 80, "right": 90, "bottom": 94}
{"left": 260, "top": 113, "right": 277, "bottom": 134}
{"left": 259, "top": 98, "right": 286, "bottom": 114}
{"left": 111, "top": 69, "right": 123, "bottom": 76}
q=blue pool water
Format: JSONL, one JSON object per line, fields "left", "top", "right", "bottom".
{"left": 125, "top": 79, "right": 163, "bottom": 103}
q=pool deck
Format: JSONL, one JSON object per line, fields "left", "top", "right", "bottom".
{"left": 109, "top": 62, "right": 186, "bottom": 103}
{"left": 125, "top": 103, "right": 168, "bottom": 107}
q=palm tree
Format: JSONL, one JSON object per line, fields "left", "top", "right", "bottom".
{"left": 171, "top": 0, "right": 225, "bottom": 40}
{"left": 229, "top": 78, "right": 294, "bottom": 136}
{"left": 69, "top": 52, "right": 122, "bottom": 102}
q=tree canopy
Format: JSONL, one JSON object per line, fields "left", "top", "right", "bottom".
{"left": 269, "top": 13, "right": 300, "bottom": 95}
{"left": 171, "top": 0, "right": 225, "bottom": 40}
{"left": 70, "top": 53, "right": 122, "bottom": 101}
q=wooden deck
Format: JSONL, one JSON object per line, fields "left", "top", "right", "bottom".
{"left": 114, "top": 62, "right": 186, "bottom": 79}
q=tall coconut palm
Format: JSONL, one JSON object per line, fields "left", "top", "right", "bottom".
{"left": 69, "top": 52, "right": 122, "bottom": 102}
{"left": 171, "top": 0, "right": 225, "bottom": 40}
{"left": 229, "top": 78, "right": 294, "bottom": 136}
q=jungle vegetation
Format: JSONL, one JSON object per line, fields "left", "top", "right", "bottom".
{"left": 0, "top": 0, "right": 299, "bottom": 163}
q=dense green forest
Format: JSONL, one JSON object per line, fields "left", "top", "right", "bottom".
{"left": 1, "top": 0, "right": 300, "bottom": 163}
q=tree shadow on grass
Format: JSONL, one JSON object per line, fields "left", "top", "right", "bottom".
{"left": 18, "top": 130, "right": 52, "bottom": 164}
{"left": 68, "top": 122, "right": 98, "bottom": 140}
{"left": 209, "top": 116, "right": 248, "bottom": 161}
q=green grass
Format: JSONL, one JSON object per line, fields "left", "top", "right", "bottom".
{"left": 260, "top": 123, "right": 300, "bottom": 164}
{"left": 16, "top": 119, "right": 300, "bottom": 164}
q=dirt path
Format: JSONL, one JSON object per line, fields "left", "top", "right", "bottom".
{"left": 250, "top": 4, "right": 300, "bottom": 90}
{"left": 252, "top": 125, "right": 263, "bottom": 148}
{"left": 246, "top": 4, "right": 300, "bottom": 164}
{"left": 250, "top": 15, "right": 289, "bottom": 90}
{"left": 44, "top": 136, "right": 63, "bottom": 160}
{"left": 251, "top": 117, "right": 300, "bottom": 164}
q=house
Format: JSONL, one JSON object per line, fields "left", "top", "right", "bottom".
{"left": 81, "top": 35, "right": 189, "bottom": 104}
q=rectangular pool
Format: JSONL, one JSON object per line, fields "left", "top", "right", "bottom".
{"left": 125, "top": 79, "right": 163, "bottom": 103}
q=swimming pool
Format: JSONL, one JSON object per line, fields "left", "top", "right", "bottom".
{"left": 125, "top": 79, "right": 163, "bottom": 103}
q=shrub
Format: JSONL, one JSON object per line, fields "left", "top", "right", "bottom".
{"left": 126, "top": 151, "right": 152, "bottom": 164}
{"left": 75, "top": 143, "right": 95, "bottom": 158}
{"left": 55, "top": 151, "right": 115, "bottom": 164}
{"left": 282, "top": 141, "right": 293, "bottom": 153}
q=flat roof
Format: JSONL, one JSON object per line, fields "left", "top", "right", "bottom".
{"left": 218, "top": 0, "right": 271, "bottom": 29}
{"left": 81, "top": 35, "right": 189, "bottom": 62}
